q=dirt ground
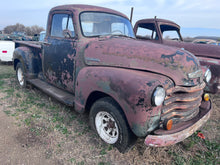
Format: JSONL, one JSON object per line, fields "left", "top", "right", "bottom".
{"left": 0, "top": 64, "right": 219, "bottom": 165}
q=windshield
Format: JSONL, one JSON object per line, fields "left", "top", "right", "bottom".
{"left": 160, "top": 24, "right": 181, "bottom": 40}
{"left": 80, "top": 12, "right": 135, "bottom": 38}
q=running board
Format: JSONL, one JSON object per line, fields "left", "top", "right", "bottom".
{"left": 28, "top": 79, "right": 74, "bottom": 106}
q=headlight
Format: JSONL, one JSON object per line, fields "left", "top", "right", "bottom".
{"left": 152, "top": 86, "right": 166, "bottom": 106}
{"left": 204, "top": 69, "right": 211, "bottom": 83}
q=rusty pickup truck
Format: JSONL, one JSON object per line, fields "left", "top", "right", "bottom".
{"left": 13, "top": 5, "right": 212, "bottom": 153}
{"left": 134, "top": 18, "right": 220, "bottom": 94}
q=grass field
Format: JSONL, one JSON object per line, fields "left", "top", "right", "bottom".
{"left": 0, "top": 64, "right": 219, "bottom": 165}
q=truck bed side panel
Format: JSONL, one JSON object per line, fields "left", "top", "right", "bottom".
{"left": 13, "top": 45, "right": 42, "bottom": 79}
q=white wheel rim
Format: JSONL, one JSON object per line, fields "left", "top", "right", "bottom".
{"left": 95, "top": 111, "right": 119, "bottom": 144}
{"left": 17, "top": 68, "right": 24, "bottom": 86}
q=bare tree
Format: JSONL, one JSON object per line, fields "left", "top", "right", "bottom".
{"left": 4, "top": 23, "right": 25, "bottom": 34}
{"left": 25, "top": 27, "right": 32, "bottom": 36}
{"left": 26, "top": 25, "right": 44, "bottom": 36}
{"left": 4, "top": 23, "right": 45, "bottom": 36}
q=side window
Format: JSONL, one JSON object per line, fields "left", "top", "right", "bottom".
{"left": 51, "top": 14, "right": 75, "bottom": 38}
{"left": 136, "top": 23, "right": 158, "bottom": 40}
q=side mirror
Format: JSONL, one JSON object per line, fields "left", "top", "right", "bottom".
{"left": 63, "top": 29, "right": 73, "bottom": 39}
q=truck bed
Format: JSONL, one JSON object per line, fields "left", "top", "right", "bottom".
{"left": 15, "top": 41, "right": 42, "bottom": 49}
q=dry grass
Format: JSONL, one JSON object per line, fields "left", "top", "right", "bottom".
{"left": 0, "top": 64, "right": 219, "bottom": 165}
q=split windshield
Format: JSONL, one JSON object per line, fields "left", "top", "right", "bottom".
{"left": 80, "top": 12, "right": 135, "bottom": 38}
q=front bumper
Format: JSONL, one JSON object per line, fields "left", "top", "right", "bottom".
{"left": 145, "top": 100, "right": 212, "bottom": 147}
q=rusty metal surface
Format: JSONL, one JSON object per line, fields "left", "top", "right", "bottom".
{"left": 134, "top": 18, "right": 220, "bottom": 93}
{"left": 28, "top": 79, "right": 75, "bottom": 106}
{"left": 75, "top": 66, "right": 174, "bottom": 137}
{"left": 42, "top": 37, "right": 76, "bottom": 93}
{"left": 163, "top": 40, "right": 220, "bottom": 59}
{"left": 13, "top": 46, "right": 42, "bottom": 79}
{"left": 13, "top": 5, "right": 213, "bottom": 141}
{"left": 198, "top": 56, "right": 220, "bottom": 93}
{"left": 15, "top": 41, "right": 42, "bottom": 49}
{"left": 50, "top": 4, "right": 128, "bottom": 19}
{"left": 161, "top": 82, "right": 205, "bottom": 124}
{"left": 145, "top": 100, "right": 212, "bottom": 147}
{"left": 47, "top": 4, "right": 129, "bottom": 39}
{"left": 83, "top": 37, "right": 200, "bottom": 87}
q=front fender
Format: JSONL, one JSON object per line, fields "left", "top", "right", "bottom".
{"left": 13, "top": 46, "right": 42, "bottom": 79}
{"left": 75, "top": 67, "right": 174, "bottom": 137}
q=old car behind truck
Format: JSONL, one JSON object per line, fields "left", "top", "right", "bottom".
{"left": 13, "top": 5, "right": 212, "bottom": 152}
{"left": 134, "top": 18, "right": 219, "bottom": 94}
{"left": 0, "top": 41, "right": 15, "bottom": 62}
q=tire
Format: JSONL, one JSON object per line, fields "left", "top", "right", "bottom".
{"left": 89, "top": 97, "right": 137, "bottom": 153}
{"left": 16, "top": 62, "right": 26, "bottom": 88}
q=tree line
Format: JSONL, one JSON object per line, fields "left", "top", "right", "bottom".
{"left": 4, "top": 23, "right": 45, "bottom": 36}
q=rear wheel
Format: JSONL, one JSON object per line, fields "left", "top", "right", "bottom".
{"left": 16, "top": 62, "right": 26, "bottom": 87}
{"left": 89, "top": 97, "right": 137, "bottom": 153}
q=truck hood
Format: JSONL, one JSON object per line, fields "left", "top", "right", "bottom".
{"left": 163, "top": 40, "right": 220, "bottom": 59}
{"left": 84, "top": 37, "right": 201, "bottom": 86}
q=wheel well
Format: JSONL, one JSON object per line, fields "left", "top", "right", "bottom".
{"left": 14, "top": 59, "right": 20, "bottom": 70}
{"left": 85, "top": 91, "right": 109, "bottom": 113}
{"left": 85, "top": 91, "right": 130, "bottom": 126}
{"left": 85, "top": 91, "right": 126, "bottom": 115}
{"left": 86, "top": 91, "right": 137, "bottom": 141}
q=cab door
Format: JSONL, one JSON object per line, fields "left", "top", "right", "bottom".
{"left": 42, "top": 12, "right": 77, "bottom": 93}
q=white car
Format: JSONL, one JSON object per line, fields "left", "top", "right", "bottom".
{"left": 0, "top": 41, "right": 15, "bottom": 62}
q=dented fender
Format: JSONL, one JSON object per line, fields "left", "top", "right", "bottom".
{"left": 75, "top": 66, "right": 174, "bottom": 137}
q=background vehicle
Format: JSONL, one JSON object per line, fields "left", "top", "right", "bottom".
{"left": 0, "top": 41, "right": 15, "bottom": 62}
{"left": 192, "top": 39, "right": 219, "bottom": 45}
{"left": 39, "top": 31, "right": 46, "bottom": 42}
{"left": 32, "top": 34, "right": 40, "bottom": 41}
{"left": 13, "top": 5, "right": 212, "bottom": 152}
{"left": 134, "top": 18, "right": 220, "bottom": 94}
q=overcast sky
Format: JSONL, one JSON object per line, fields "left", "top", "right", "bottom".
{"left": 1, "top": 0, "right": 220, "bottom": 37}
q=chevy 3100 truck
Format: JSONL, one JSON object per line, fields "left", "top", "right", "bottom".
{"left": 13, "top": 5, "right": 212, "bottom": 152}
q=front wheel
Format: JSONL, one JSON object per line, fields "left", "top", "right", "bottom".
{"left": 89, "top": 97, "right": 137, "bottom": 153}
{"left": 16, "top": 62, "right": 26, "bottom": 87}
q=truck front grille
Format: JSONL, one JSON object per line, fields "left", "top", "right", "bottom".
{"left": 161, "top": 82, "right": 205, "bottom": 125}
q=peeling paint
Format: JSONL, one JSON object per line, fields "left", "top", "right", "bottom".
{"left": 13, "top": 5, "right": 213, "bottom": 148}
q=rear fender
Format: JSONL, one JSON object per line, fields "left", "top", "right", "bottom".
{"left": 13, "top": 46, "right": 42, "bottom": 79}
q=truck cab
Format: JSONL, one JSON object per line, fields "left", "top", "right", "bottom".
{"left": 13, "top": 5, "right": 212, "bottom": 153}
{"left": 134, "top": 18, "right": 220, "bottom": 94}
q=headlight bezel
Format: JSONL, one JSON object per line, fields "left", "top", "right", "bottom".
{"left": 152, "top": 86, "right": 166, "bottom": 107}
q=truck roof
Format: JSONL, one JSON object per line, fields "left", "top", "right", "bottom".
{"left": 50, "top": 4, "right": 129, "bottom": 19}
{"left": 136, "top": 18, "right": 180, "bottom": 29}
